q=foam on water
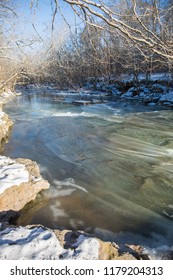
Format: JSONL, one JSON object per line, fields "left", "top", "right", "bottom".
{"left": 51, "top": 111, "right": 96, "bottom": 118}
{"left": 53, "top": 178, "right": 88, "bottom": 193}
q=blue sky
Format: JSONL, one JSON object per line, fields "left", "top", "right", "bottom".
{"left": 13, "top": 0, "right": 75, "bottom": 27}
{"left": 10, "top": 0, "right": 80, "bottom": 54}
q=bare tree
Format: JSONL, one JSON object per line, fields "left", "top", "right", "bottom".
{"left": 62, "top": 0, "right": 173, "bottom": 61}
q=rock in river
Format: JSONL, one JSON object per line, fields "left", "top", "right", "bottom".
{"left": 0, "top": 156, "right": 49, "bottom": 213}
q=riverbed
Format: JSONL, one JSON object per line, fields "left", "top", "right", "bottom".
{"left": 2, "top": 87, "right": 173, "bottom": 251}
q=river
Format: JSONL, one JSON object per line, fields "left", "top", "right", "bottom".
{"left": 2, "top": 86, "right": 173, "bottom": 254}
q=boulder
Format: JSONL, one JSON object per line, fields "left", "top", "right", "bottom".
{"left": 0, "top": 156, "right": 49, "bottom": 213}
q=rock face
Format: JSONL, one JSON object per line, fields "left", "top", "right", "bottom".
{"left": 0, "top": 156, "right": 49, "bottom": 213}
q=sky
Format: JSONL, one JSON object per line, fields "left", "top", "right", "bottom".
{"left": 14, "top": 0, "right": 75, "bottom": 30}
{"left": 8, "top": 0, "right": 81, "bottom": 56}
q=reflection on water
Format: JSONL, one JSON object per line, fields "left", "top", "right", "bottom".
{"left": 2, "top": 88, "right": 173, "bottom": 250}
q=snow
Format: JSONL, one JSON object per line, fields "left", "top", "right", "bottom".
{"left": 121, "top": 87, "right": 136, "bottom": 98}
{"left": 68, "top": 234, "right": 99, "bottom": 260}
{"left": 0, "top": 225, "right": 100, "bottom": 260}
{"left": 120, "top": 73, "right": 172, "bottom": 83}
{"left": 0, "top": 111, "right": 5, "bottom": 125}
{"left": 0, "top": 226, "right": 64, "bottom": 260}
{"left": 0, "top": 90, "right": 15, "bottom": 101}
{"left": 83, "top": 73, "right": 173, "bottom": 107}
{"left": 0, "top": 156, "right": 29, "bottom": 195}
{"left": 0, "top": 111, "right": 5, "bottom": 117}
{"left": 159, "top": 91, "right": 173, "bottom": 102}
{"left": 119, "top": 85, "right": 173, "bottom": 105}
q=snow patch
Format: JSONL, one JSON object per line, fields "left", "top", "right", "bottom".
{"left": 0, "top": 112, "right": 5, "bottom": 125}
{"left": 0, "top": 226, "right": 100, "bottom": 260}
{"left": 0, "top": 226, "right": 64, "bottom": 260}
{"left": 0, "top": 112, "right": 5, "bottom": 117}
{"left": 68, "top": 234, "right": 99, "bottom": 260}
{"left": 159, "top": 91, "right": 173, "bottom": 103}
{"left": 0, "top": 156, "right": 29, "bottom": 195}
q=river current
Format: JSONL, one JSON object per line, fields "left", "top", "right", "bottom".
{"left": 2, "top": 87, "right": 173, "bottom": 255}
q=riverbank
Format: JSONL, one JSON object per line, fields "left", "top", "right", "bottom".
{"left": 1, "top": 86, "right": 173, "bottom": 260}
{"left": 0, "top": 223, "right": 148, "bottom": 260}
{"left": 84, "top": 73, "right": 173, "bottom": 107}
{"left": 22, "top": 73, "right": 173, "bottom": 109}
{"left": 0, "top": 89, "right": 14, "bottom": 147}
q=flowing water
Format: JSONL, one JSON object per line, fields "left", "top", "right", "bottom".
{"left": 2, "top": 87, "right": 173, "bottom": 255}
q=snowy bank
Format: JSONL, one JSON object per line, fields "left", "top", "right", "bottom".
{"left": 0, "top": 112, "right": 13, "bottom": 148}
{"left": 0, "top": 156, "right": 49, "bottom": 213}
{"left": 0, "top": 88, "right": 17, "bottom": 148}
{"left": 0, "top": 224, "right": 142, "bottom": 260}
{"left": 1, "top": 90, "right": 49, "bottom": 215}
{"left": 84, "top": 74, "right": 173, "bottom": 107}
{"left": 1, "top": 223, "right": 172, "bottom": 260}
{"left": 0, "top": 89, "right": 16, "bottom": 105}
{"left": 0, "top": 225, "right": 100, "bottom": 260}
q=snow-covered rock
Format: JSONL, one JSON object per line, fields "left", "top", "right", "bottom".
{"left": 0, "top": 225, "right": 100, "bottom": 260}
{"left": 0, "top": 89, "right": 16, "bottom": 105}
{"left": 0, "top": 112, "right": 13, "bottom": 148}
{"left": 159, "top": 91, "right": 173, "bottom": 103}
{"left": 0, "top": 156, "right": 29, "bottom": 195}
{"left": 0, "top": 88, "right": 16, "bottom": 148}
{"left": 0, "top": 156, "right": 49, "bottom": 213}
{"left": 121, "top": 87, "right": 138, "bottom": 98}
{"left": 1, "top": 223, "right": 173, "bottom": 260}
{"left": 0, "top": 224, "right": 140, "bottom": 260}
{"left": 0, "top": 90, "right": 49, "bottom": 215}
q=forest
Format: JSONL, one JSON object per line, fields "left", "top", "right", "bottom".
{"left": 0, "top": 0, "right": 173, "bottom": 91}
